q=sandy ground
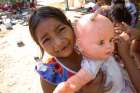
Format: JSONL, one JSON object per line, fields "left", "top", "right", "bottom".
{"left": 0, "top": 23, "right": 43, "bottom": 93}
{"left": 0, "top": 8, "right": 83, "bottom": 93}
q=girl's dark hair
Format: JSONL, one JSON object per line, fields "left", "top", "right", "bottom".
{"left": 110, "top": 3, "right": 132, "bottom": 25}
{"left": 29, "top": 6, "right": 73, "bottom": 58}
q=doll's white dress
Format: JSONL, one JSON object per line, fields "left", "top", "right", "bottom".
{"left": 81, "top": 56, "right": 135, "bottom": 93}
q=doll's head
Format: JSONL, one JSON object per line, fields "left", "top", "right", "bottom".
{"left": 75, "top": 14, "right": 114, "bottom": 60}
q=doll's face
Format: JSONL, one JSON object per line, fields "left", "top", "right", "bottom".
{"left": 76, "top": 14, "right": 114, "bottom": 60}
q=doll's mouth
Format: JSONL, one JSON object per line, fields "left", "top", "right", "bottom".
{"left": 62, "top": 46, "right": 67, "bottom": 51}
{"left": 106, "top": 51, "right": 113, "bottom": 56}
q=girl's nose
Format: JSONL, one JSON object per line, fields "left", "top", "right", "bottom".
{"left": 53, "top": 38, "right": 64, "bottom": 52}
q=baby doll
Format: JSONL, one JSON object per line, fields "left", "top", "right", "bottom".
{"left": 53, "top": 14, "right": 134, "bottom": 93}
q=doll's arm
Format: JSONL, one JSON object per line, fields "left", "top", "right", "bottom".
{"left": 53, "top": 68, "right": 94, "bottom": 93}
{"left": 66, "top": 58, "right": 103, "bottom": 92}
{"left": 67, "top": 68, "right": 94, "bottom": 91}
{"left": 53, "top": 59, "right": 102, "bottom": 93}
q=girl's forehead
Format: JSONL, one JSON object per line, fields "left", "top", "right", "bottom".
{"left": 36, "top": 18, "right": 63, "bottom": 32}
{"left": 35, "top": 18, "right": 62, "bottom": 38}
{"left": 40, "top": 18, "right": 62, "bottom": 26}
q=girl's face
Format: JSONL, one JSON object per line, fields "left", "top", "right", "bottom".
{"left": 35, "top": 18, "right": 75, "bottom": 58}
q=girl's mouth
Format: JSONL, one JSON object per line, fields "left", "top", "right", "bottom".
{"left": 61, "top": 43, "right": 69, "bottom": 52}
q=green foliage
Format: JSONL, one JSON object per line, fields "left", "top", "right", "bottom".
{"left": 0, "top": 0, "right": 6, "bottom": 3}
{"left": 10, "top": 0, "right": 17, "bottom": 4}
{"left": 0, "top": 0, "right": 17, "bottom": 4}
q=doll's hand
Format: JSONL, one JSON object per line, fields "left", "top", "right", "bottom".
{"left": 53, "top": 82, "right": 74, "bottom": 93}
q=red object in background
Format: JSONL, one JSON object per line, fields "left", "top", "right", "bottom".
{"left": 16, "top": 2, "right": 22, "bottom": 9}
{"left": 30, "top": 0, "right": 36, "bottom": 8}
{"left": 0, "top": 4, "right": 2, "bottom": 10}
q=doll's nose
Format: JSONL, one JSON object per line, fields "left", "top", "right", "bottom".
{"left": 106, "top": 43, "right": 114, "bottom": 50}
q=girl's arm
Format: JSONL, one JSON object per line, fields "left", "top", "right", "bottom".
{"left": 130, "top": 40, "right": 140, "bottom": 68}
{"left": 40, "top": 69, "right": 111, "bottom": 93}
{"left": 40, "top": 77, "right": 56, "bottom": 93}
{"left": 117, "top": 36, "right": 140, "bottom": 93}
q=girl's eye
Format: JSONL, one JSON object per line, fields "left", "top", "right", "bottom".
{"left": 58, "top": 27, "right": 66, "bottom": 33}
{"left": 42, "top": 38, "right": 50, "bottom": 44}
{"left": 99, "top": 40, "right": 104, "bottom": 45}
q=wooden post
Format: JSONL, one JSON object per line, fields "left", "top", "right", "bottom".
{"left": 64, "top": 0, "right": 69, "bottom": 11}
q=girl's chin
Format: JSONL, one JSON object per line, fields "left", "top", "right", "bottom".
{"left": 59, "top": 51, "right": 73, "bottom": 58}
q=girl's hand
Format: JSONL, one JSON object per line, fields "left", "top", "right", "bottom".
{"left": 120, "top": 22, "right": 140, "bottom": 40}
{"left": 81, "top": 70, "right": 112, "bottom": 93}
{"left": 127, "top": 29, "right": 140, "bottom": 40}
{"left": 116, "top": 34, "right": 131, "bottom": 60}
{"left": 113, "top": 22, "right": 128, "bottom": 36}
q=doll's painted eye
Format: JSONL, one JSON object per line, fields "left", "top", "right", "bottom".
{"left": 99, "top": 40, "right": 104, "bottom": 45}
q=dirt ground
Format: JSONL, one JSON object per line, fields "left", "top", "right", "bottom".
{"left": 0, "top": 23, "right": 43, "bottom": 93}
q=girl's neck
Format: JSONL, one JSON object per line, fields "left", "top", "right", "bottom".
{"left": 56, "top": 50, "right": 82, "bottom": 72}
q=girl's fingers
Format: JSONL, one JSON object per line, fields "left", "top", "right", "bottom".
{"left": 101, "top": 71, "right": 113, "bottom": 92}
{"left": 94, "top": 69, "right": 104, "bottom": 84}
{"left": 100, "top": 71, "right": 113, "bottom": 92}
{"left": 121, "top": 22, "right": 129, "bottom": 30}
{"left": 103, "top": 81, "right": 113, "bottom": 92}
{"left": 120, "top": 32, "right": 130, "bottom": 41}
{"left": 121, "top": 22, "right": 132, "bottom": 35}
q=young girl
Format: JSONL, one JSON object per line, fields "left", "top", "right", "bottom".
{"left": 28, "top": 6, "right": 109, "bottom": 93}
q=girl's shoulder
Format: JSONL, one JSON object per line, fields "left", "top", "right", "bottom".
{"left": 35, "top": 55, "right": 75, "bottom": 85}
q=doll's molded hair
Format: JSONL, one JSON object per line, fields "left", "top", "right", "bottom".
{"left": 90, "top": 8, "right": 101, "bottom": 21}
{"left": 90, "top": 7, "right": 107, "bottom": 21}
